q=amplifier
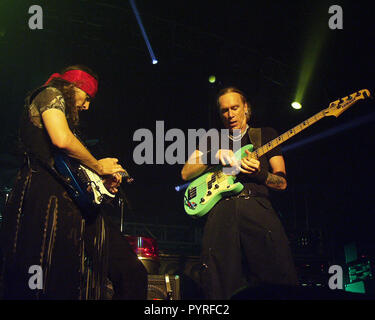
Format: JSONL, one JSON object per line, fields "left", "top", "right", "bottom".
{"left": 147, "top": 274, "right": 180, "bottom": 300}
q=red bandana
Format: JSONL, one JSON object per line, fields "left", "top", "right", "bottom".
{"left": 44, "top": 69, "right": 98, "bottom": 98}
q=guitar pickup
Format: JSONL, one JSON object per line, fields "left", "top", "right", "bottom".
{"left": 188, "top": 187, "right": 197, "bottom": 200}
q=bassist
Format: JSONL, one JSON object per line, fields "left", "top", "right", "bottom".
{"left": 181, "top": 87, "right": 298, "bottom": 299}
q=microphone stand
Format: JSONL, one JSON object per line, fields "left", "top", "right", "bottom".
{"left": 119, "top": 196, "right": 124, "bottom": 233}
{"left": 118, "top": 186, "right": 133, "bottom": 234}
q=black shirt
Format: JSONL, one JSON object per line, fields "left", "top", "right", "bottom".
{"left": 202, "top": 126, "right": 283, "bottom": 198}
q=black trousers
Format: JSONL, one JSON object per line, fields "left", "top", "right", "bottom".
{"left": 200, "top": 196, "right": 298, "bottom": 300}
{"left": 0, "top": 164, "right": 147, "bottom": 300}
{"left": 84, "top": 214, "right": 148, "bottom": 300}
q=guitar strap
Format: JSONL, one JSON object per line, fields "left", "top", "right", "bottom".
{"left": 248, "top": 127, "right": 262, "bottom": 150}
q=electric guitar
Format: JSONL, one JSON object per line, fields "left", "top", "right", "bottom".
{"left": 184, "top": 89, "right": 371, "bottom": 218}
{"left": 54, "top": 152, "right": 132, "bottom": 216}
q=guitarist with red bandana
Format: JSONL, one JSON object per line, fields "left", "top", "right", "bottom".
{"left": 0, "top": 65, "right": 147, "bottom": 299}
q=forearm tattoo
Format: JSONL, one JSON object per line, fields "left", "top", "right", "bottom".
{"left": 265, "top": 172, "right": 287, "bottom": 190}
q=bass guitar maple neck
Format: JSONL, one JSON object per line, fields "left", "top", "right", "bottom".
{"left": 251, "top": 89, "right": 371, "bottom": 159}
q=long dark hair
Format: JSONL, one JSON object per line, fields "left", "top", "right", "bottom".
{"left": 47, "top": 65, "right": 98, "bottom": 127}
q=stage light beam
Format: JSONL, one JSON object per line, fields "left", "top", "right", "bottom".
{"left": 282, "top": 112, "right": 375, "bottom": 153}
{"left": 293, "top": 6, "right": 328, "bottom": 107}
{"left": 129, "top": 0, "right": 158, "bottom": 65}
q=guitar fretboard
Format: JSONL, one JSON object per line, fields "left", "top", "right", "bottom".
{"left": 252, "top": 110, "right": 326, "bottom": 159}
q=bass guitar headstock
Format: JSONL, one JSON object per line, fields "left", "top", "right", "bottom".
{"left": 324, "top": 89, "right": 371, "bottom": 118}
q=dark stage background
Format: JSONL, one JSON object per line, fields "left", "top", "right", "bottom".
{"left": 0, "top": 0, "right": 374, "bottom": 293}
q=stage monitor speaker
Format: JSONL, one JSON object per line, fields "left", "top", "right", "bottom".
{"left": 147, "top": 274, "right": 180, "bottom": 300}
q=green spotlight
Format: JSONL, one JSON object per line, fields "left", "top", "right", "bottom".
{"left": 293, "top": 5, "right": 328, "bottom": 111}
{"left": 208, "top": 75, "right": 216, "bottom": 83}
{"left": 291, "top": 101, "right": 302, "bottom": 110}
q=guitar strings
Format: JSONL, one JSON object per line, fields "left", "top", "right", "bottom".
{"left": 187, "top": 150, "right": 254, "bottom": 199}
{"left": 188, "top": 170, "right": 230, "bottom": 198}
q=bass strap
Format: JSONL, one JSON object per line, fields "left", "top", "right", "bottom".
{"left": 248, "top": 127, "right": 262, "bottom": 150}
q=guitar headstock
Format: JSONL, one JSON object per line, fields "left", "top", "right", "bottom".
{"left": 324, "top": 89, "right": 371, "bottom": 118}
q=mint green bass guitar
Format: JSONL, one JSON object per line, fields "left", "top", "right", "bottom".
{"left": 184, "top": 144, "right": 253, "bottom": 217}
{"left": 183, "top": 89, "right": 370, "bottom": 218}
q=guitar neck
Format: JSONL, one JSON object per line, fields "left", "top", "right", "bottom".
{"left": 252, "top": 110, "right": 327, "bottom": 159}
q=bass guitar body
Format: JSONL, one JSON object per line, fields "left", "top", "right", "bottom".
{"left": 184, "top": 144, "right": 254, "bottom": 217}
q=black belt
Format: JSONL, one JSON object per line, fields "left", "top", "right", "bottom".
{"left": 227, "top": 188, "right": 268, "bottom": 200}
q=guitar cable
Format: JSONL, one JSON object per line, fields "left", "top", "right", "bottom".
{"left": 184, "top": 195, "right": 194, "bottom": 209}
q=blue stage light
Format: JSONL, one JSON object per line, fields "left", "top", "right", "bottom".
{"left": 129, "top": 0, "right": 158, "bottom": 65}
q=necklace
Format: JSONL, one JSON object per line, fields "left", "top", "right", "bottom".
{"left": 228, "top": 125, "right": 249, "bottom": 141}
